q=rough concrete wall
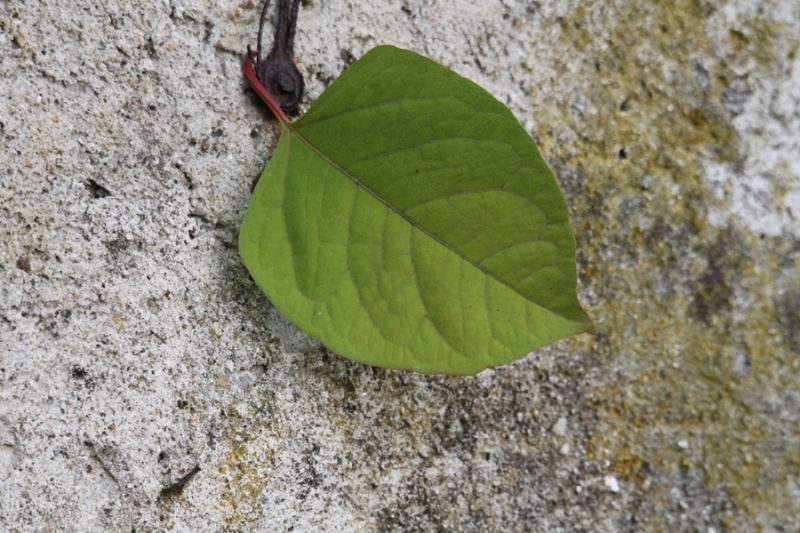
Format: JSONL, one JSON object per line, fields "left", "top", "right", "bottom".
{"left": 1, "top": 0, "right": 798, "bottom": 531}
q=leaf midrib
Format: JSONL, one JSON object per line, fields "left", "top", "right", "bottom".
{"left": 282, "top": 121, "right": 579, "bottom": 324}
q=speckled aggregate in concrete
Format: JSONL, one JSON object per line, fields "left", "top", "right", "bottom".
{"left": 1, "top": 0, "right": 798, "bottom": 531}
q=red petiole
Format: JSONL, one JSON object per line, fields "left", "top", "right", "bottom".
{"left": 243, "top": 50, "right": 291, "bottom": 125}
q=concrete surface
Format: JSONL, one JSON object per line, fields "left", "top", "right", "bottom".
{"left": 1, "top": 0, "right": 798, "bottom": 531}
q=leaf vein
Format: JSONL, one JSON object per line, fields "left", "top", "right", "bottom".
{"left": 284, "top": 127, "right": 579, "bottom": 324}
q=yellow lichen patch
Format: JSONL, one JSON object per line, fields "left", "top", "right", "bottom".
{"left": 215, "top": 402, "right": 278, "bottom": 527}
{"left": 540, "top": 0, "right": 797, "bottom": 527}
{"left": 579, "top": 270, "right": 799, "bottom": 522}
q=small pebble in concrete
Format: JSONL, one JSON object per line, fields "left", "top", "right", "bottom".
{"left": 552, "top": 417, "right": 568, "bottom": 437}
{"left": 604, "top": 475, "right": 620, "bottom": 493}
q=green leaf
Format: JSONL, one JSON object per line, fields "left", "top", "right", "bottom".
{"left": 239, "top": 45, "right": 592, "bottom": 375}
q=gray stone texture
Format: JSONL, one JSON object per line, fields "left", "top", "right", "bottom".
{"left": 1, "top": 0, "right": 798, "bottom": 531}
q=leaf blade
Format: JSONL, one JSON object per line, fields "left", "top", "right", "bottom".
{"left": 240, "top": 45, "right": 592, "bottom": 374}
